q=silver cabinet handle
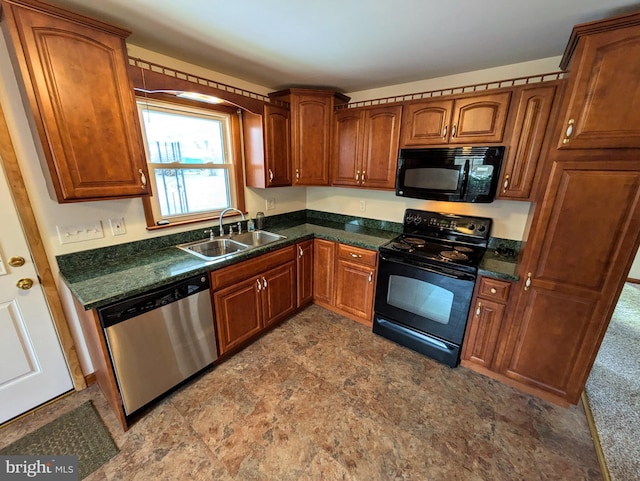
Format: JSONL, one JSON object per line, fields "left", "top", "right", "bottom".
{"left": 502, "top": 174, "right": 510, "bottom": 193}
{"left": 524, "top": 272, "right": 532, "bottom": 291}
{"left": 490, "top": 288, "right": 497, "bottom": 294}
{"left": 256, "top": 278, "right": 262, "bottom": 291}
{"left": 361, "top": 171, "right": 366, "bottom": 184}
{"left": 368, "top": 271, "right": 373, "bottom": 283}
{"left": 451, "top": 124, "right": 457, "bottom": 138}
{"left": 442, "top": 125, "right": 448, "bottom": 139}
{"left": 268, "top": 169, "right": 274, "bottom": 183}
{"left": 350, "top": 252, "right": 362, "bottom": 258}
{"left": 298, "top": 245, "right": 303, "bottom": 257}
{"left": 139, "top": 168, "right": 147, "bottom": 188}
{"left": 355, "top": 170, "right": 360, "bottom": 182}
{"left": 476, "top": 302, "right": 482, "bottom": 317}
{"left": 262, "top": 277, "right": 268, "bottom": 289}
{"left": 295, "top": 169, "right": 300, "bottom": 181}
{"left": 562, "top": 119, "right": 575, "bottom": 145}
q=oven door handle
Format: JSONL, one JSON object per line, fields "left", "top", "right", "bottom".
{"left": 379, "top": 254, "right": 475, "bottom": 281}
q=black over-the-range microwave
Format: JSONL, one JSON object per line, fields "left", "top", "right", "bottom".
{"left": 395, "top": 146, "right": 505, "bottom": 203}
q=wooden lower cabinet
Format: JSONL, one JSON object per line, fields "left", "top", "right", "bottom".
{"left": 214, "top": 277, "right": 263, "bottom": 354}
{"left": 461, "top": 277, "right": 511, "bottom": 370}
{"left": 334, "top": 244, "right": 377, "bottom": 326}
{"left": 296, "top": 240, "right": 314, "bottom": 308}
{"left": 313, "top": 239, "right": 336, "bottom": 306}
{"left": 211, "top": 246, "right": 296, "bottom": 355}
{"left": 313, "top": 239, "right": 377, "bottom": 326}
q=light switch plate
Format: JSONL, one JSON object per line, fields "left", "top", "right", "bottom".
{"left": 56, "top": 221, "right": 104, "bottom": 244}
{"left": 266, "top": 198, "right": 276, "bottom": 210}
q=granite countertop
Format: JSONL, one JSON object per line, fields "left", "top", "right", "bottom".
{"left": 58, "top": 212, "right": 520, "bottom": 311}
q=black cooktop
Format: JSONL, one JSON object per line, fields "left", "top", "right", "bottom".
{"left": 379, "top": 209, "right": 492, "bottom": 273}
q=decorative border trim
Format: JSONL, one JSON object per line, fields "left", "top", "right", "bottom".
{"left": 337, "top": 72, "right": 565, "bottom": 109}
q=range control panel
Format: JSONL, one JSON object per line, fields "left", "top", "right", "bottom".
{"left": 403, "top": 209, "right": 492, "bottom": 241}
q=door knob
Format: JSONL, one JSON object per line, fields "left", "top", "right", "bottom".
{"left": 16, "top": 278, "right": 34, "bottom": 290}
{"left": 9, "top": 256, "right": 26, "bottom": 267}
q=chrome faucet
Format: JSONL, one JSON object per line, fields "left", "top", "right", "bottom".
{"left": 219, "top": 208, "right": 245, "bottom": 235}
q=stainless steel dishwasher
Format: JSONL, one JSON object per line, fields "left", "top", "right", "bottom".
{"left": 97, "top": 275, "right": 217, "bottom": 416}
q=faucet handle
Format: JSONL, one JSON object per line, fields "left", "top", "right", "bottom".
{"left": 237, "top": 221, "right": 242, "bottom": 234}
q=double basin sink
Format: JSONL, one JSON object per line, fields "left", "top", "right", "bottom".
{"left": 177, "top": 230, "right": 286, "bottom": 261}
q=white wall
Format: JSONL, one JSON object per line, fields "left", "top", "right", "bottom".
{"left": 629, "top": 248, "right": 640, "bottom": 280}
{"left": 346, "top": 57, "right": 562, "bottom": 102}
{"left": 307, "top": 188, "right": 531, "bottom": 240}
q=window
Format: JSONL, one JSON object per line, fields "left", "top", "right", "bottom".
{"left": 137, "top": 99, "right": 245, "bottom": 227}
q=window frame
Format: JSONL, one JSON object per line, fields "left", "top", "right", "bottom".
{"left": 136, "top": 95, "right": 245, "bottom": 230}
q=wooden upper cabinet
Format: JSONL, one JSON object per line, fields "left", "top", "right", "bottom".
{"left": 0, "top": 0, "right": 150, "bottom": 202}
{"left": 332, "top": 109, "right": 364, "bottom": 187}
{"left": 270, "top": 89, "right": 349, "bottom": 186}
{"left": 400, "top": 92, "right": 510, "bottom": 147}
{"left": 498, "top": 83, "right": 559, "bottom": 200}
{"left": 243, "top": 103, "right": 291, "bottom": 188}
{"left": 557, "top": 12, "right": 640, "bottom": 150}
{"left": 332, "top": 105, "right": 402, "bottom": 189}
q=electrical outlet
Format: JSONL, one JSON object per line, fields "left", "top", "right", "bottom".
{"left": 359, "top": 200, "right": 366, "bottom": 212}
{"left": 109, "top": 218, "right": 126, "bottom": 236}
{"left": 56, "top": 221, "right": 104, "bottom": 244}
{"left": 266, "top": 198, "right": 276, "bottom": 210}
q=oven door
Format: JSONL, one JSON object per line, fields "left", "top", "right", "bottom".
{"left": 374, "top": 253, "right": 475, "bottom": 345}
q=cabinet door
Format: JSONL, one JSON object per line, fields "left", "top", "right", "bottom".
{"left": 361, "top": 106, "right": 402, "bottom": 189}
{"left": 498, "top": 84, "right": 557, "bottom": 200}
{"left": 296, "top": 240, "right": 314, "bottom": 308}
{"left": 497, "top": 160, "right": 640, "bottom": 403}
{"left": 334, "top": 259, "right": 376, "bottom": 325}
{"left": 558, "top": 22, "right": 640, "bottom": 149}
{"left": 292, "top": 93, "right": 332, "bottom": 185}
{"left": 1, "top": 1, "right": 150, "bottom": 202}
{"left": 214, "top": 277, "right": 263, "bottom": 355}
{"left": 261, "top": 261, "right": 296, "bottom": 328}
{"left": 313, "top": 239, "right": 335, "bottom": 306}
{"left": 332, "top": 109, "right": 364, "bottom": 186}
{"left": 462, "top": 298, "right": 505, "bottom": 369}
{"left": 264, "top": 104, "right": 292, "bottom": 186}
{"left": 400, "top": 99, "right": 453, "bottom": 147}
{"left": 449, "top": 92, "right": 511, "bottom": 144}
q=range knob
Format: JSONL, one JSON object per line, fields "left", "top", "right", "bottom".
{"left": 468, "top": 224, "right": 476, "bottom": 231}
{"left": 406, "top": 214, "right": 414, "bottom": 223}
{"left": 478, "top": 225, "right": 486, "bottom": 232}
{"left": 414, "top": 216, "right": 422, "bottom": 224}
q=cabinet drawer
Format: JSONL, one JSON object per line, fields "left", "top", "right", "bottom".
{"left": 211, "top": 245, "right": 295, "bottom": 290}
{"left": 477, "top": 277, "right": 511, "bottom": 303}
{"left": 337, "top": 244, "right": 377, "bottom": 267}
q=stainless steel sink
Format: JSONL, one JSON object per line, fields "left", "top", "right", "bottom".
{"left": 232, "top": 230, "right": 286, "bottom": 246}
{"left": 177, "top": 238, "right": 248, "bottom": 261}
{"left": 177, "top": 230, "right": 285, "bottom": 261}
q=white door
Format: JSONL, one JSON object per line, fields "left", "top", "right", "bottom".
{"left": 0, "top": 160, "right": 73, "bottom": 424}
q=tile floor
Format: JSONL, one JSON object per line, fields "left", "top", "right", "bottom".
{"left": 1, "top": 305, "right": 602, "bottom": 480}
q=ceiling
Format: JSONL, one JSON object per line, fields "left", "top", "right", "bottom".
{"left": 42, "top": 0, "right": 640, "bottom": 93}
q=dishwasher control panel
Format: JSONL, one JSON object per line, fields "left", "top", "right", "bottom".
{"left": 98, "top": 275, "right": 209, "bottom": 328}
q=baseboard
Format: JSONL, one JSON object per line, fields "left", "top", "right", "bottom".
{"left": 581, "top": 392, "right": 612, "bottom": 481}
{"left": 627, "top": 277, "right": 640, "bottom": 284}
{"left": 84, "top": 372, "right": 97, "bottom": 386}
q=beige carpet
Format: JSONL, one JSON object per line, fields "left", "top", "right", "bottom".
{"left": 585, "top": 282, "right": 640, "bottom": 481}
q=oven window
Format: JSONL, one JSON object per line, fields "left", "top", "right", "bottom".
{"left": 403, "top": 167, "right": 461, "bottom": 190}
{"left": 387, "top": 275, "right": 453, "bottom": 324}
